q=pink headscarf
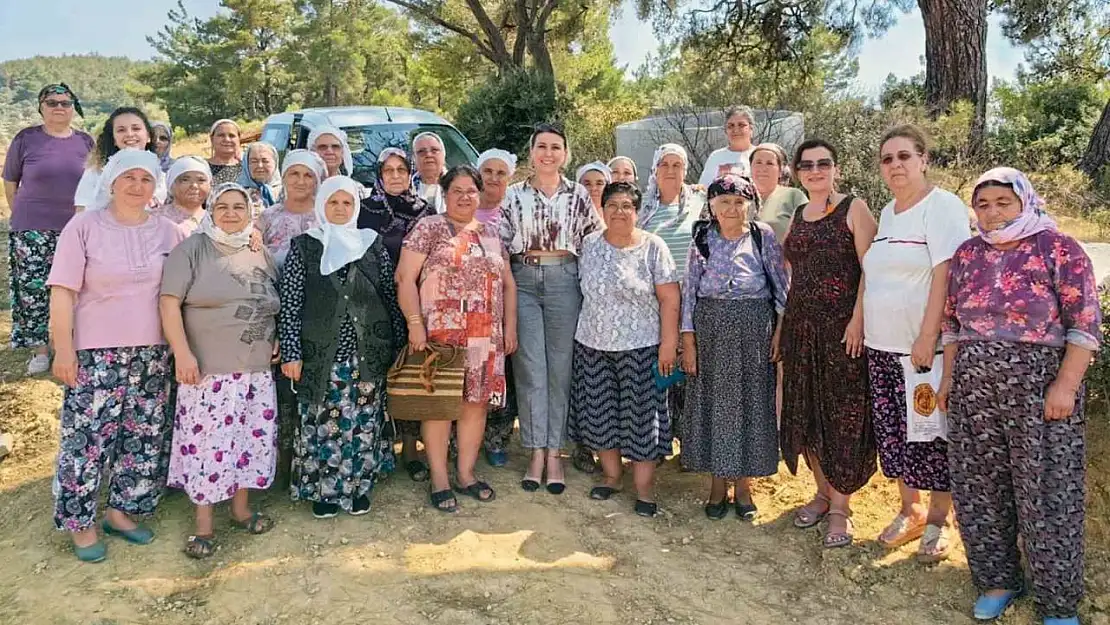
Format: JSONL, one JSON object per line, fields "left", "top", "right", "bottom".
{"left": 972, "top": 167, "right": 1056, "bottom": 245}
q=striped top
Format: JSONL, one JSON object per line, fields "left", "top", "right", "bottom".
{"left": 638, "top": 185, "right": 706, "bottom": 279}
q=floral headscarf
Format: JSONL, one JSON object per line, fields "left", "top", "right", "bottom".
{"left": 197, "top": 182, "right": 253, "bottom": 250}
{"left": 972, "top": 167, "right": 1056, "bottom": 245}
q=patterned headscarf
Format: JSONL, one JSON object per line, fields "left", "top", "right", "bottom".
{"left": 37, "top": 83, "right": 83, "bottom": 117}
{"left": 638, "top": 143, "right": 695, "bottom": 227}
{"left": 972, "top": 167, "right": 1056, "bottom": 245}
{"left": 197, "top": 182, "right": 253, "bottom": 250}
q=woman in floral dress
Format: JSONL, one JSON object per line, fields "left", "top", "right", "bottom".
{"left": 161, "top": 183, "right": 281, "bottom": 558}
{"left": 396, "top": 164, "right": 519, "bottom": 513}
{"left": 279, "top": 176, "right": 405, "bottom": 519}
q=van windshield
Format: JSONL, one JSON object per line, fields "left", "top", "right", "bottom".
{"left": 345, "top": 124, "right": 478, "bottom": 188}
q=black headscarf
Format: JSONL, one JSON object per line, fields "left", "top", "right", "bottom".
{"left": 357, "top": 147, "right": 434, "bottom": 262}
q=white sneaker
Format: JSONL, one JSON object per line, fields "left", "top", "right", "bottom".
{"left": 26, "top": 353, "right": 50, "bottom": 375}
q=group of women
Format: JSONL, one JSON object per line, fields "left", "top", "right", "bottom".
{"left": 0, "top": 86, "right": 1097, "bottom": 625}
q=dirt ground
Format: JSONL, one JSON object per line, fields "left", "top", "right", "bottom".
{"left": 0, "top": 239, "right": 1108, "bottom": 625}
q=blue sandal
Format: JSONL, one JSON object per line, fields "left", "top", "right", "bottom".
{"left": 101, "top": 520, "right": 155, "bottom": 545}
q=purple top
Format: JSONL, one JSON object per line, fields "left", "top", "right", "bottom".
{"left": 681, "top": 222, "right": 789, "bottom": 332}
{"left": 942, "top": 230, "right": 1101, "bottom": 351}
{"left": 2, "top": 126, "right": 94, "bottom": 231}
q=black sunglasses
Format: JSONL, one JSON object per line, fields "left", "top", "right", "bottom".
{"left": 796, "top": 158, "right": 834, "bottom": 172}
{"left": 42, "top": 100, "right": 74, "bottom": 109}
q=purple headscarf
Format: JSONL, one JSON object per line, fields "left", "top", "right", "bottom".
{"left": 972, "top": 167, "right": 1056, "bottom": 245}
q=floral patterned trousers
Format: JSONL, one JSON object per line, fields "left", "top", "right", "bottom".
{"left": 9, "top": 229, "right": 59, "bottom": 349}
{"left": 53, "top": 345, "right": 172, "bottom": 532}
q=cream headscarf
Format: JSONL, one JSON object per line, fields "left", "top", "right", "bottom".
{"left": 165, "top": 156, "right": 212, "bottom": 201}
{"left": 305, "top": 176, "right": 379, "bottom": 275}
{"left": 307, "top": 126, "right": 354, "bottom": 177}
{"left": 96, "top": 148, "right": 162, "bottom": 210}
{"left": 476, "top": 148, "right": 517, "bottom": 178}
{"left": 197, "top": 182, "right": 253, "bottom": 250}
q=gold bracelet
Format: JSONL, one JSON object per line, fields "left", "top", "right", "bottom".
{"left": 406, "top": 314, "right": 423, "bottom": 325}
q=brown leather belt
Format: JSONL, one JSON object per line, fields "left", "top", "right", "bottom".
{"left": 511, "top": 254, "right": 576, "bottom": 266}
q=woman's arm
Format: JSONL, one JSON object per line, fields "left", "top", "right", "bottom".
{"left": 3, "top": 180, "right": 16, "bottom": 209}
{"left": 395, "top": 248, "right": 428, "bottom": 352}
{"left": 844, "top": 199, "right": 877, "bottom": 358}
{"left": 501, "top": 254, "right": 518, "bottom": 355}
{"left": 159, "top": 295, "right": 200, "bottom": 385}
{"left": 910, "top": 261, "right": 951, "bottom": 368}
{"left": 656, "top": 282, "right": 681, "bottom": 376}
{"left": 1045, "top": 235, "right": 1102, "bottom": 419}
{"left": 48, "top": 287, "right": 78, "bottom": 387}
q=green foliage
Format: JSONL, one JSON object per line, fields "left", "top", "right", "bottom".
{"left": 1085, "top": 286, "right": 1110, "bottom": 407}
{"left": 454, "top": 69, "right": 558, "bottom": 155}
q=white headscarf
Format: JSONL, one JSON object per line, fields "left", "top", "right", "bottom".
{"left": 305, "top": 176, "right": 379, "bottom": 275}
{"left": 307, "top": 126, "right": 354, "bottom": 177}
{"left": 476, "top": 148, "right": 517, "bottom": 177}
{"left": 209, "top": 118, "right": 241, "bottom": 137}
{"left": 575, "top": 161, "right": 612, "bottom": 184}
{"left": 166, "top": 156, "right": 212, "bottom": 196}
{"left": 197, "top": 182, "right": 253, "bottom": 250}
{"left": 281, "top": 149, "right": 327, "bottom": 180}
{"left": 97, "top": 148, "right": 162, "bottom": 210}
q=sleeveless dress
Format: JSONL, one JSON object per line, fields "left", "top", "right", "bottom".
{"left": 778, "top": 196, "right": 876, "bottom": 495}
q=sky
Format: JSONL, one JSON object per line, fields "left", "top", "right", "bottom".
{"left": 0, "top": 0, "right": 1025, "bottom": 95}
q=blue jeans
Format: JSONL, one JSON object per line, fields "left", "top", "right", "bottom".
{"left": 511, "top": 261, "right": 581, "bottom": 449}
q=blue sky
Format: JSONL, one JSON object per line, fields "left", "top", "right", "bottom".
{"left": 0, "top": 0, "right": 1024, "bottom": 95}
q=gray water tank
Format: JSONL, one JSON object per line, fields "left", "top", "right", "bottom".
{"left": 614, "top": 108, "right": 805, "bottom": 184}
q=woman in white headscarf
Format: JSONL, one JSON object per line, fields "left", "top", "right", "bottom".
{"left": 308, "top": 126, "right": 354, "bottom": 179}
{"left": 160, "top": 182, "right": 281, "bottom": 558}
{"left": 607, "top": 156, "right": 639, "bottom": 187}
{"left": 576, "top": 161, "right": 611, "bottom": 218}
{"left": 153, "top": 156, "right": 212, "bottom": 235}
{"left": 412, "top": 131, "right": 448, "bottom": 212}
{"left": 237, "top": 142, "right": 282, "bottom": 211}
{"left": 259, "top": 149, "right": 327, "bottom": 269}
{"left": 207, "top": 119, "right": 243, "bottom": 185}
{"left": 47, "top": 148, "right": 185, "bottom": 562}
{"left": 278, "top": 176, "right": 405, "bottom": 519}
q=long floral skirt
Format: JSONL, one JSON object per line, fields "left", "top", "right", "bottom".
{"left": 9, "top": 229, "right": 59, "bottom": 349}
{"left": 168, "top": 371, "right": 278, "bottom": 505}
{"left": 290, "top": 356, "right": 395, "bottom": 510}
{"left": 52, "top": 345, "right": 172, "bottom": 532}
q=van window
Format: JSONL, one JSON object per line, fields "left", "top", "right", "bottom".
{"left": 260, "top": 124, "right": 292, "bottom": 158}
{"left": 345, "top": 124, "right": 478, "bottom": 188}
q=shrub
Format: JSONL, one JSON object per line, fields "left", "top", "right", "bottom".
{"left": 454, "top": 69, "right": 558, "bottom": 157}
{"left": 1086, "top": 286, "right": 1110, "bottom": 409}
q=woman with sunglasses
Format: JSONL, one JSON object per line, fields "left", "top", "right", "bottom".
{"left": 779, "top": 139, "right": 877, "bottom": 549}
{"left": 152, "top": 122, "right": 174, "bottom": 172}
{"left": 2, "top": 84, "right": 94, "bottom": 376}
{"left": 863, "top": 124, "right": 971, "bottom": 562}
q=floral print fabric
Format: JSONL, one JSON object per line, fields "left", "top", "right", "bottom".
{"left": 290, "top": 357, "right": 394, "bottom": 510}
{"left": 9, "top": 229, "right": 58, "bottom": 348}
{"left": 167, "top": 371, "right": 278, "bottom": 505}
{"left": 942, "top": 230, "right": 1100, "bottom": 351}
{"left": 258, "top": 203, "right": 318, "bottom": 269}
{"left": 53, "top": 345, "right": 172, "bottom": 531}
{"left": 403, "top": 215, "right": 507, "bottom": 405}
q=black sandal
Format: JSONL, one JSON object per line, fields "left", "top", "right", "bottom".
{"left": 454, "top": 480, "right": 496, "bottom": 502}
{"left": 406, "top": 460, "right": 430, "bottom": 482}
{"left": 704, "top": 498, "right": 729, "bottom": 520}
{"left": 735, "top": 501, "right": 758, "bottom": 522}
{"left": 430, "top": 489, "right": 458, "bottom": 513}
{"left": 184, "top": 534, "right": 216, "bottom": 559}
{"left": 635, "top": 500, "right": 659, "bottom": 518}
{"left": 589, "top": 486, "right": 621, "bottom": 501}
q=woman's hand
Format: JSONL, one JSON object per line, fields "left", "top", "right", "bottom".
{"left": 175, "top": 350, "right": 202, "bottom": 385}
{"left": 770, "top": 324, "right": 783, "bottom": 363}
{"left": 281, "top": 360, "right": 303, "bottom": 382}
{"left": 681, "top": 345, "right": 697, "bottom": 376}
{"left": 937, "top": 376, "right": 952, "bottom": 414}
{"left": 658, "top": 340, "right": 678, "bottom": 378}
{"left": 249, "top": 228, "right": 263, "bottom": 253}
{"left": 910, "top": 332, "right": 937, "bottom": 370}
{"left": 504, "top": 323, "right": 518, "bottom": 356}
{"left": 1044, "top": 381, "right": 1078, "bottom": 421}
{"left": 842, "top": 313, "right": 864, "bottom": 359}
{"left": 408, "top": 323, "right": 428, "bottom": 354}
{"left": 52, "top": 348, "right": 78, "bottom": 388}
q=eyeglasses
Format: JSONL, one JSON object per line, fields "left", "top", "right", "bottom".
{"left": 880, "top": 152, "right": 922, "bottom": 166}
{"left": 603, "top": 204, "right": 637, "bottom": 213}
{"left": 795, "top": 159, "right": 834, "bottom": 172}
{"left": 42, "top": 100, "right": 74, "bottom": 109}
{"left": 449, "top": 189, "right": 479, "bottom": 198}
{"left": 415, "top": 147, "right": 442, "bottom": 156}
{"left": 317, "top": 143, "right": 343, "bottom": 151}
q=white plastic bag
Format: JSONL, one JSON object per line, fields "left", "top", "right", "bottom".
{"left": 900, "top": 354, "right": 948, "bottom": 443}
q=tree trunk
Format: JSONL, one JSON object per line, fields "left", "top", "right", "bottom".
{"left": 1080, "top": 97, "right": 1110, "bottom": 178}
{"left": 919, "top": 0, "right": 988, "bottom": 154}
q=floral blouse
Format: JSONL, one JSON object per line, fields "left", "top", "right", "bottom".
{"left": 681, "top": 223, "right": 790, "bottom": 332}
{"left": 150, "top": 203, "right": 205, "bottom": 237}
{"left": 258, "top": 203, "right": 318, "bottom": 270}
{"left": 942, "top": 230, "right": 1101, "bottom": 351}
{"left": 500, "top": 178, "right": 602, "bottom": 255}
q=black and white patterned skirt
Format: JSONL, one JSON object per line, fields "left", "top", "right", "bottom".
{"left": 568, "top": 343, "right": 671, "bottom": 461}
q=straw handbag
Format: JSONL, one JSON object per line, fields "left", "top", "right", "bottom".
{"left": 386, "top": 342, "right": 465, "bottom": 421}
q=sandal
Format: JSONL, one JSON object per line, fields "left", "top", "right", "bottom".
{"left": 823, "top": 509, "right": 854, "bottom": 549}
{"left": 792, "top": 493, "right": 830, "bottom": 529}
{"left": 454, "top": 480, "right": 496, "bottom": 502}
{"left": 704, "top": 498, "right": 729, "bottom": 520}
{"left": 634, "top": 500, "right": 659, "bottom": 518}
{"left": 735, "top": 501, "right": 758, "bottom": 522}
{"left": 230, "top": 511, "right": 275, "bottom": 535}
{"left": 916, "top": 524, "right": 951, "bottom": 563}
{"left": 184, "top": 534, "right": 217, "bottom": 559}
{"left": 878, "top": 514, "right": 927, "bottom": 548}
{"left": 430, "top": 489, "right": 458, "bottom": 513}
{"left": 572, "top": 445, "right": 599, "bottom": 474}
{"left": 406, "top": 460, "right": 430, "bottom": 482}
{"left": 590, "top": 485, "right": 621, "bottom": 501}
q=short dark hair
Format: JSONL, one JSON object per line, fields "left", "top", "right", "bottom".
{"left": 972, "top": 180, "right": 1015, "bottom": 203}
{"left": 792, "top": 139, "right": 839, "bottom": 172}
{"left": 601, "top": 181, "right": 642, "bottom": 210}
{"left": 441, "top": 164, "right": 484, "bottom": 193}
{"left": 94, "top": 107, "right": 155, "bottom": 168}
